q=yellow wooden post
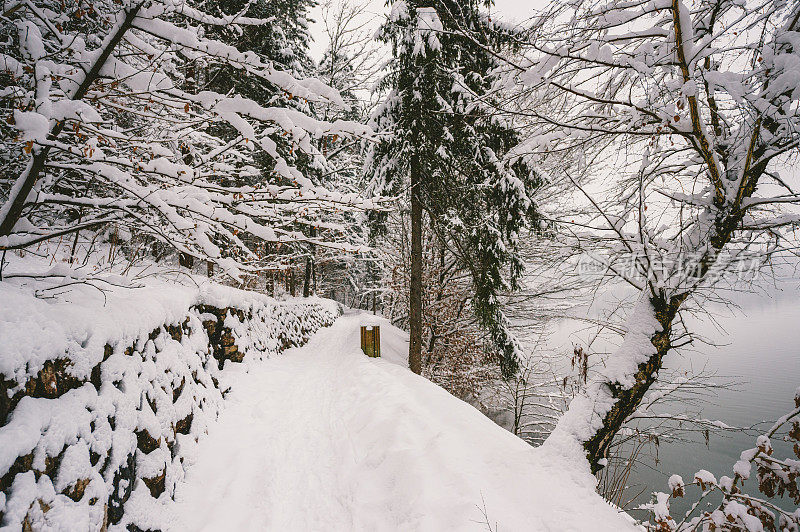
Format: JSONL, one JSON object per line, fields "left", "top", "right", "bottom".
{"left": 360, "top": 325, "right": 381, "bottom": 357}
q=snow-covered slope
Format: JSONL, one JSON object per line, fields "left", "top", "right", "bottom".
{"left": 168, "top": 312, "right": 636, "bottom": 531}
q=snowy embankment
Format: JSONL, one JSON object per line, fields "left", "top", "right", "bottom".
{"left": 169, "top": 313, "right": 636, "bottom": 531}
{"left": 0, "top": 271, "right": 339, "bottom": 531}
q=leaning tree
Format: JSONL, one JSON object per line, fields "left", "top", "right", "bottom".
{"left": 487, "top": 0, "right": 800, "bottom": 471}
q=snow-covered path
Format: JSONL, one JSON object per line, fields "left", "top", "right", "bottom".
{"left": 171, "top": 313, "right": 636, "bottom": 531}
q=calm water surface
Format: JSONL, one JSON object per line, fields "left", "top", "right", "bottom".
{"left": 627, "top": 289, "right": 800, "bottom": 519}
{"left": 518, "top": 280, "right": 800, "bottom": 521}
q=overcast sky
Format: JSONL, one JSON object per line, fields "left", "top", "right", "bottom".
{"left": 307, "top": 0, "right": 545, "bottom": 61}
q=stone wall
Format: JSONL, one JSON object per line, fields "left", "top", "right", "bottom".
{"left": 0, "top": 298, "right": 340, "bottom": 531}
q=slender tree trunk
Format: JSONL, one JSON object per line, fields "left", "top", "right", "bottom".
{"left": 267, "top": 271, "right": 274, "bottom": 296}
{"left": 409, "top": 154, "right": 423, "bottom": 375}
{"left": 69, "top": 210, "right": 82, "bottom": 264}
{"left": 178, "top": 253, "right": 194, "bottom": 269}
{"left": 303, "top": 227, "right": 316, "bottom": 297}
{"left": 303, "top": 257, "right": 313, "bottom": 297}
{"left": 312, "top": 256, "right": 317, "bottom": 294}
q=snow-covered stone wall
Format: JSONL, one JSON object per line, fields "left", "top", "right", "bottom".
{"left": 0, "top": 281, "right": 340, "bottom": 531}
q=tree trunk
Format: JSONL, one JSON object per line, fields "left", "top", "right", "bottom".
{"left": 582, "top": 293, "right": 686, "bottom": 472}
{"left": 303, "top": 227, "right": 316, "bottom": 297}
{"left": 408, "top": 154, "right": 423, "bottom": 375}
{"left": 178, "top": 253, "right": 194, "bottom": 269}
{"left": 303, "top": 258, "right": 313, "bottom": 297}
{"left": 575, "top": 217, "right": 740, "bottom": 472}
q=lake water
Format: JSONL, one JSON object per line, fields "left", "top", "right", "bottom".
{"left": 516, "top": 278, "right": 800, "bottom": 522}
{"left": 626, "top": 288, "right": 800, "bottom": 520}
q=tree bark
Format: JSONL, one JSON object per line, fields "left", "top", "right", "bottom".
{"left": 178, "top": 253, "right": 194, "bottom": 269}
{"left": 577, "top": 200, "right": 748, "bottom": 473}
{"left": 583, "top": 293, "right": 686, "bottom": 473}
{"left": 303, "top": 257, "right": 313, "bottom": 297}
{"left": 303, "top": 227, "right": 316, "bottom": 297}
{"left": 408, "top": 154, "right": 423, "bottom": 375}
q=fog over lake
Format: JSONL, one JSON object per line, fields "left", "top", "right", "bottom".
{"left": 633, "top": 280, "right": 800, "bottom": 517}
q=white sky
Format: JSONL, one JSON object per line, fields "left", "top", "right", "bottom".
{"left": 307, "top": 0, "right": 545, "bottom": 62}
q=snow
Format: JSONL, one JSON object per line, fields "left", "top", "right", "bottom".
{"left": 168, "top": 313, "right": 636, "bottom": 531}
{"left": 668, "top": 474, "right": 684, "bottom": 494}
{"left": 733, "top": 459, "right": 752, "bottom": 480}
{"left": 0, "top": 254, "right": 340, "bottom": 530}
{"left": 693, "top": 469, "right": 717, "bottom": 488}
{"left": 16, "top": 20, "right": 44, "bottom": 62}
{"left": 1, "top": 0, "right": 382, "bottom": 279}
{"left": 415, "top": 7, "right": 443, "bottom": 54}
{"left": 650, "top": 491, "right": 672, "bottom": 524}
{"left": 724, "top": 501, "right": 765, "bottom": 532}
{"left": 545, "top": 295, "right": 661, "bottom": 450}
{"left": 12, "top": 111, "right": 49, "bottom": 142}
{"left": 0, "top": 264, "right": 637, "bottom": 529}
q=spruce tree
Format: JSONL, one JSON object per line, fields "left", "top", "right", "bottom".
{"left": 367, "top": 0, "right": 539, "bottom": 377}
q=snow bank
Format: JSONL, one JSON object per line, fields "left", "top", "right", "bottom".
{"left": 0, "top": 270, "right": 339, "bottom": 531}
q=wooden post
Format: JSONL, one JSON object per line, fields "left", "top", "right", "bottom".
{"left": 360, "top": 325, "right": 381, "bottom": 357}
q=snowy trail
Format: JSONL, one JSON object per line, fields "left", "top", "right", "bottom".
{"left": 171, "top": 313, "right": 635, "bottom": 531}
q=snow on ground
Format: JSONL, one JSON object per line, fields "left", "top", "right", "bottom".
{"left": 169, "top": 311, "right": 636, "bottom": 531}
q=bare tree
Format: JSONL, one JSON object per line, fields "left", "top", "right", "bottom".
{"left": 317, "top": 0, "right": 385, "bottom": 118}
{"left": 0, "top": 0, "right": 380, "bottom": 280}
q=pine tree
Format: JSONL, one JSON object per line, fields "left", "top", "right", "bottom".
{"left": 367, "top": 0, "right": 539, "bottom": 377}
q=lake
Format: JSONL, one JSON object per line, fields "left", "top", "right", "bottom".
{"left": 516, "top": 275, "right": 800, "bottom": 522}
{"left": 626, "top": 286, "right": 800, "bottom": 520}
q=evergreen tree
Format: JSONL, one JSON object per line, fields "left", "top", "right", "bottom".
{"left": 367, "top": 0, "right": 540, "bottom": 377}
{"left": 198, "top": 0, "right": 322, "bottom": 188}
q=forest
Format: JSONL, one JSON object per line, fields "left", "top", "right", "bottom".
{"left": 0, "top": 0, "right": 799, "bottom": 530}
